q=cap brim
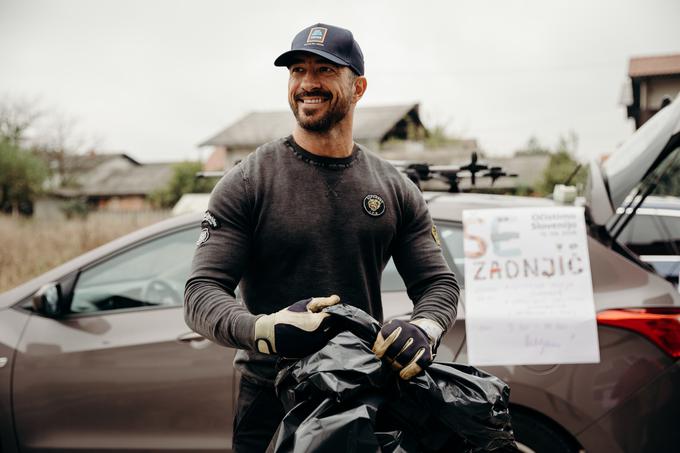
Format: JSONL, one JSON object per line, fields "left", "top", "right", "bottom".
{"left": 274, "top": 48, "right": 349, "bottom": 68}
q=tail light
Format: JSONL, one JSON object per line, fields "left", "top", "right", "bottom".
{"left": 597, "top": 308, "right": 680, "bottom": 358}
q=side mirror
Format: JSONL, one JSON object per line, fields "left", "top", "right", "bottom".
{"left": 33, "top": 283, "right": 66, "bottom": 318}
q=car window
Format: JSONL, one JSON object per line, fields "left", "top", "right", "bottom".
{"left": 620, "top": 215, "right": 667, "bottom": 246}
{"left": 70, "top": 228, "right": 197, "bottom": 314}
{"left": 440, "top": 224, "right": 464, "bottom": 279}
{"left": 618, "top": 213, "right": 680, "bottom": 256}
{"left": 381, "top": 223, "right": 464, "bottom": 291}
{"left": 659, "top": 216, "right": 680, "bottom": 248}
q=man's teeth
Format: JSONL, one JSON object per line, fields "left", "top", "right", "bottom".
{"left": 302, "top": 98, "right": 327, "bottom": 104}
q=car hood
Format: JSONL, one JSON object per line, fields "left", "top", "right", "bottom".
{"left": 586, "top": 93, "right": 680, "bottom": 226}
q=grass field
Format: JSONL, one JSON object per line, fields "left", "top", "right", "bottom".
{"left": 0, "top": 211, "right": 170, "bottom": 293}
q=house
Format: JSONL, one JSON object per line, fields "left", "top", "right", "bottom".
{"left": 198, "top": 103, "right": 543, "bottom": 193}
{"left": 48, "top": 153, "right": 174, "bottom": 211}
{"left": 626, "top": 53, "right": 680, "bottom": 129}
{"left": 200, "top": 104, "right": 428, "bottom": 170}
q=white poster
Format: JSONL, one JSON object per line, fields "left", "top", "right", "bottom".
{"left": 462, "top": 207, "right": 600, "bottom": 366}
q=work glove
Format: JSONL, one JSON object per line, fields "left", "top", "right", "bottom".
{"left": 372, "top": 318, "right": 444, "bottom": 380}
{"left": 254, "top": 295, "right": 342, "bottom": 358}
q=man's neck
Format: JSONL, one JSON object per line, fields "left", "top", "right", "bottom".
{"left": 292, "top": 120, "right": 354, "bottom": 158}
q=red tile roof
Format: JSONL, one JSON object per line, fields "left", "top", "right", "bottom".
{"left": 629, "top": 54, "right": 680, "bottom": 78}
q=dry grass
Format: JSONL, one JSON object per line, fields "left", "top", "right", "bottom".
{"left": 0, "top": 211, "right": 170, "bottom": 293}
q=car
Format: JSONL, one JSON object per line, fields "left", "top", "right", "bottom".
{"left": 613, "top": 195, "right": 680, "bottom": 287}
{"left": 1, "top": 97, "right": 680, "bottom": 453}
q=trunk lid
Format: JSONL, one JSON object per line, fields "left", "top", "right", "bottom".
{"left": 586, "top": 93, "right": 680, "bottom": 226}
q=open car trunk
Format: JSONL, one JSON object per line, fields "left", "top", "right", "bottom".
{"left": 586, "top": 93, "right": 680, "bottom": 228}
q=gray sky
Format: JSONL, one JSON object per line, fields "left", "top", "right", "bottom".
{"left": 1, "top": 0, "right": 679, "bottom": 162}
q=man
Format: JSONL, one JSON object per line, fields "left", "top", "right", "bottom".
{"left": 184, "top": 23, "right": 459, "bottom": 452}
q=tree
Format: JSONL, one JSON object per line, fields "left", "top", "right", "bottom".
{"left": 513, "top": 133, "right": 586, "bottom": 196}
{"left": 538, "top": 150, "right": 586, "bottom": 195}
{"left": 0, "top": 95, "right": 109, "bottom": 216}
{"left": 0, "top": 95, "right": 42, "bottom": 146}
{"left": 0, "top": 139, "right": 48, "bottom": 215}
{"left": 32, "top": 113, "right": 101, "bottom": 189}
{"left": 150, "top": 162, "right": 217, "bottom": 209}
{"left": 537, "top": 132, "right": 586, "bottom": 195}
{"left": 423, "top": 122, "right": 477, "bottom": 151}
{"left": 514, "top": 136, "right": 550, "bottom": 156}
{"left": 0, "top": 97, "right": 51, "bottom": 215}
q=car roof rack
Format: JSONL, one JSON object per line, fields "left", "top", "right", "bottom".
{"left": 390, "top": 152, "right": 517, "bottom": 193}
{"left": 197, "top": 153, "right": 516, "bottom": 193}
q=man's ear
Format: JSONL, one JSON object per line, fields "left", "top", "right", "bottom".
{"left": 353, "top": 76, "right": 367, "bottom": 103}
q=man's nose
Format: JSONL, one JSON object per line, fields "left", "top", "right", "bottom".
{"left": 300, "top": 70, "right": 322, "bottom": 90}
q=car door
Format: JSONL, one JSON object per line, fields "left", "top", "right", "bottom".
{"left": 12, "top": 227, "right": 237, "bottom": 453}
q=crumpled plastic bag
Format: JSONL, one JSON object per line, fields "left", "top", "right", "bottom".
{"left": 272, "top": 304, "right": 517, "bottom": 453}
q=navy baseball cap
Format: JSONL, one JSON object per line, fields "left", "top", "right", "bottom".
{"left": 274, "top": 23, "right": 364, "bottom": 76}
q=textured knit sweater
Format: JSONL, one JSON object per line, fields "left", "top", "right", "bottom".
{"left": 184, "top": 136, "right": 459, "bottom": 383}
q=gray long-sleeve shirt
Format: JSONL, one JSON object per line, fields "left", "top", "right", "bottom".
{"left": 184, "top": 136, "right": 459, "bottom": 383}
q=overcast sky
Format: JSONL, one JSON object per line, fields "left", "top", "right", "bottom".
{"left": 2, "top": 0, "right": 679, "bottom": 162}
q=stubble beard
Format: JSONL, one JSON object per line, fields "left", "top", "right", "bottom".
{"left": 290, "top": 91, "right": 351, "bottom": 133}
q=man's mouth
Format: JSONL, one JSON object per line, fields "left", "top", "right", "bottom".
{"left": 300, "top": 97, "right": 327, "bottom": 104}
{"left": 295, "top": 92, "right": 331, "bottom": 105}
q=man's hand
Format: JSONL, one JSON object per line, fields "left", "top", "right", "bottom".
{"left": 254, "top": 295, "right": 342, "bottom": 358}
{"left": 372, "top": 318, "right": 443, "bottom": 380}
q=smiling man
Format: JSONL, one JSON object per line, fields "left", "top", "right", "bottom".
{"left": 279, "top": 25, "right": 365, "bottom": 158}
{"left": 184, "top": 23, "right": 459, "bottom": 452}
{"left": 288, "top": 55, "right": 356, "bottom": 133}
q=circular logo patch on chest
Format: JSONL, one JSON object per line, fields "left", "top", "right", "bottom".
{"left": 363, "top": 194, "right": 386, "bottom": 217}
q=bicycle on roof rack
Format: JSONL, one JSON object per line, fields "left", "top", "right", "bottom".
{"left": 197, "top": 152, "right": 517, "bottom": 194}
{"left": 389, "top": 152, "right": 517, "bottom": 193}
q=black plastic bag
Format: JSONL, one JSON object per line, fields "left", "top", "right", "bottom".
{"left": 272, "top": 305, "right": 517, "bottom": 452}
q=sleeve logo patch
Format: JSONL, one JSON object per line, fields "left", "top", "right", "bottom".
{"left": 363, "top": 194, "right": 386, "bottom": 217}
{"left": 202, "top": 211, "right": 219, "bottom": 229}
{"left": 431, "top": 225, "right": 441, "bottom": 247}
{"left": 196, "top": 228, "right": 210, "bottom": 246}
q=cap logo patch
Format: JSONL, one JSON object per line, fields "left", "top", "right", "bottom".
{"left": 363, "top": 194, "right": 385, "bottom": 217}
{"left": 306, "top": 27, "right": 327, "bottom": 45}
{"left": 196, "top": 228, "right": 210, "bottom": 247}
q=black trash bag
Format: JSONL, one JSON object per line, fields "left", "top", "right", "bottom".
{"left": 272, "top": 304, "right": 517, "bottom": 453}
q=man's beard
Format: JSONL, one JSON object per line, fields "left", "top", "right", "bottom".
{"left": 290, "top": 89, "right": 351, "bottom": 133}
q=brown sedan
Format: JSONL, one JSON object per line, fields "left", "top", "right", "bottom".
{"left": 1, "top": 96, "right": 680, "bottom": 452}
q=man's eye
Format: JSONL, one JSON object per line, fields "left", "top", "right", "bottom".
{"left": 319, "top": 66, "right": 334, "bottom": 73}
{"left": 290, "top": 67, "right": 304, "bottom": 73}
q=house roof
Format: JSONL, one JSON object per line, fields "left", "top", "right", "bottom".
{"left": 200, "top": 104, "right": 421, "bottom": 147}
{"left": 69, "top": 152, "right": 138, "bottom": 167}
{"left": 41, "top": 151, "right": 139, "bottom": 173}
{"left": 629, "top": 54, "right": 680, "bottom": 78}
{"left": 55, "top": 163, "right": 174, "bottom": 197}
{"left": 84, "top": 163, "right": 174, "bottom": 196}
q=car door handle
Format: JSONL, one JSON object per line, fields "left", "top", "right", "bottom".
{"left": 177, "top": 332, "right": 207, "bottom": 343}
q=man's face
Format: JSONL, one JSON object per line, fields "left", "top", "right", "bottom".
{"left": 287, "top": 54, "right": 357, "bottom": 132}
